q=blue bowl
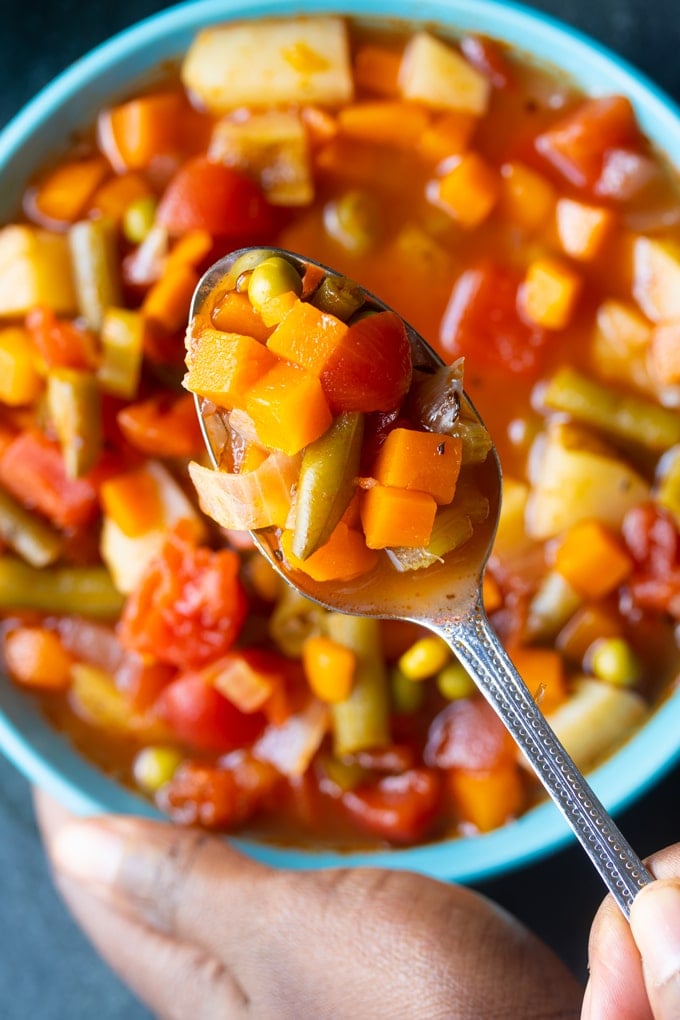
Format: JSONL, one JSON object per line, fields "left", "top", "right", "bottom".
{"left": 1, "top": 0, "right": 679, "bottom": 883}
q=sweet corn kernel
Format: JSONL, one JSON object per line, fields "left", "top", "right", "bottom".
{"left": 398, "top": 635, "right": 450, "bottom": 680}
{"left": 436, "top": 661, "right": 476, "bottom": 700}
{"left": 588, "top": 637, "right": 642, "bottom": 687}
{"left": 133, "top": 746, "right": 184, "bottom": 794}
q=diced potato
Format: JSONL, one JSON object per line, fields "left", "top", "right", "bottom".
{"left": 519, "top": 256, "right": 582, "bottom": 330}
{"left": 100, "top": 460, "right": 205, "bottom": 593}
{"left": 0, "top": 327, "right": 43, "bottom": 405}
{"left": 209, "top": 111, "right": 313, "bottom": 206}
{"left": 590, "top": 298, "right": 655, "bottom": 394}
{"left": 525, "top": 422, "right": 650, "bottom": 540}
{"left": 499, "top": 161, "right": 556, "bottom": 231}
{"left": 555, "top": 198, "right": 615, "bottom": 260}
{"left": 0, "top": 225, "right": 77, "bottom": 317}
{"left": 543, "top": 678, "right": 646, "bottom": 770}
{"left": 69, "top": 662, "right": 169, "bottom": 738}
{"left": 649, "top": 319, "right": 680, "bottom": 386}
{"left": 492, "top": 477, "right": 533, "bottom": 564}
{"left": 398, "top": 31, "right": 490, "bottom": 115}
{"left": 181, "top": 17, "right": 353, "bottom": 113}
{"left": 632, "top": 236, "right": 680, "bottom": 321}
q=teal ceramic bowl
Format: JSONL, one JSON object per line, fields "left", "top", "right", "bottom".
{"left": 1, "top": 0, "right": 679, "bottom": 883}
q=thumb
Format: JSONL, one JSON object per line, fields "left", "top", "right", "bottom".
{"left": 630, "top": 880, "right": 680, "bottom": 1019}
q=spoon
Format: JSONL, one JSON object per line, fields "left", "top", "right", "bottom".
{"left": 190, "top": 246, "right": 653, "bottom": 916}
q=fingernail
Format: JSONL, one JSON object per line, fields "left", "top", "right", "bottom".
{"left": 630, "top": 881, "right": 680, "bottom": 989}
{"left": 52, "top": 820, "right": 124, "bottom": 886}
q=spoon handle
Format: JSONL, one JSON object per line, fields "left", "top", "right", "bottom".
{"left": 434, "top": 602, "right": 653, "bottom": 917}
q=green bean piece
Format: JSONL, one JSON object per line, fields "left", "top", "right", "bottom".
{"left": 247, "top": 255, "right": 303, "bottom": 313}
{"left": 326, "top": 614, "right": 390, "bottom": 755}
{"left": 46, "top": 368, "right": 102, "bottom": 478}
{"left": 0, "top": 488, "right": 63, "bottom": 567}
{"left": 656, "top": 445, "right": 680, "bottom": 523}
{"left": 292, "top": 411, "right": 364, "bottom": 560}
{"left": 390, "top": 666, "right": 426, "bottom": 714}
{"left": 98, "top": 307, "right": 144, "bottom": 400}
{"left": 450, "top": 417, "right": 494, "bottom": 464}
{"left": 309, "top": 274, "right": 366, "bottom": 321}
{"left": 318, "top": 753, "right": 366, "bottom": 792}
{"left": 542, "top": 366, "right": 680, "bottom": 452}
{"left": 122, "top": 195, "right": 158, "bottom": 244}
{"left": 0, "top": 557, "right": 124, "bottom": 618}
{"left": 68, "top": 218, "right": 122, "bottom": 331}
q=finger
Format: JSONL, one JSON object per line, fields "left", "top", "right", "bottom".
{"left": 582, "top": 892, "right": 652, "bottom": 1020}
{"left": 630, "top": 880, "right": 680, "bottom": 1020}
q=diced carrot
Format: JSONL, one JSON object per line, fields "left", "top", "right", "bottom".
{"left": 338, "top": 102, "right": 430, "bottom": 147}
{"left": 299, "top": 106, "right": 339, "bottom": 147}
{"left": 418, "top": 111, "right": 477, "bottom": 163}
{"left": 431, "top": 152, "right": 499, "bottom": 228}
{"left": 508, "top": 645, "right": 567, "bottom": 713}
{"left": 26, "top": 305, "right": 96, "bottom": 370}
{"left": 33, "top": 157, "right": 109, "bottom": 224}
{"left": 360, "top": 484, "right": 438, "bottom": 549}
{"left": 650, "top": 320, "right": 680, "bottom": 386}
{"left": 185, "top": 328, "right": 278, "bottom": 408}
{"left": 556, "top": 604, "right": 623, "bottom": 664}
{"left": 259, "top": 290, "right": 299, "bottom": 328}
{"left": 116, "top": 393, "right": 204, "bottom": 458}
{"left": 353, "top": 45, "right": 402, "bottom": 97}
{"left": 0, "top": 429, "right": 99, "bottom": 528}
{"left": 166, "top": 229, "right": 214, "bottom": 271}
{"left": 302, "top": 634, "right": 357, "bottom": 702}
{"left": 210, "top": 289, "right": 272, "bottom": 342}
{"left": 266, "top": 299, "right": 348, "bottom": 375}
{"left": 100, "top": 467, "right": 165, "bottom": 537}
{"left": 0, "top": 327, "right": 43, "bottom": 405}
{"left": 519, "top": 256, "right": 582, "bottom": 330}
{"left": 4, "top": 626, "right": 73, "bottom": 690}
{"left": 98, "top": 92, "right": 182, "bottom": 172}
{"left": 499, "top": 161, "right": 556, "bottom": 231}
{"left": 90, "top": 173, "right": 152, "bottom": 222}
{"left": 142, "top": 261, "right": 200, "bottom": 334}
{"left": 372, "top": 427, "right": 462, "bottom": 505}
{"left": 245, "top": 361, "right": 333, "bottom": 455}
{"left": 482, "top": 571, "right": 502, "bottom": 613}
{"left": 281, "top": 521, "right": 378, "bottom": 581}
{"left": 240, "top": 442, "right": 269, "bottom": 473}
{"left": 555, "top": 198, "right": 616, "bottom": 260}
{"left": 554, "top": 519, "right": 634, "bottom": 599}
{"left": 448, "top": 762, "right": 524, "bottom": 832}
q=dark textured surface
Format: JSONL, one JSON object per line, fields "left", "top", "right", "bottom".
{"left": 1, "top": 2, "right": 679, "bottom": 1017}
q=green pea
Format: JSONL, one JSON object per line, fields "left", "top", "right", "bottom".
{"left": 588, "top": 637, "right": 642, "bottom": 687}
{"left": 323, "top": 190, "right": 382, "bottom": 253}
{"left": 247, "top": 255, "right": 303, "bottom": 312}
{"left": 223, "top": 248, "right": 278, "bottom": 291}
{"left": 133, "top": 745, "right": 183, "bottom": 794}
{"left": 122, "top": 195, "right": 158, "bottom": 244}
{"left": 436, "top": 660, "right": 476, "bottom": 700}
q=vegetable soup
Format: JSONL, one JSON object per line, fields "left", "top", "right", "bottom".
{"left": 0, "top": 16, "right": 679, "bottom": 847}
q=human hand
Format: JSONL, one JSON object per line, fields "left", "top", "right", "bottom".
{"left": 582, "top": 844, "right": 680, "bottom": 1019}
{"left": 35, "top": 790, "right": 582, "bottom": 1020}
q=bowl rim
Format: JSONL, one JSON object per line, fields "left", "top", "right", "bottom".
{"left": 1, "top": 0, "right": 679, "bottom": 883}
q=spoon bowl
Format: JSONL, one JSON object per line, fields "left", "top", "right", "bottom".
{"left": 191, "top": 246, "right": 653, "bottom": 915}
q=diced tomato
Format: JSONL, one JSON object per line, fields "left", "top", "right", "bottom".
{"left": 0, "top": 430, "right": 99, "bottom": 529}
{"left": 341, "top": 768, "right": 442, "bottom": 844}
{"left": 535, "top": 95, "right": 642, "bottom": 195}
{"left": 156, "top": 673, "right": 265, "bottom": 753}
{"left": 424, "top": 696, "right": 515, "bottom": 771}
{"left": 439, "top": 261, "right": 547, "bottom": 378}
{"left": 622, "top": 503, "right": 680, "bottom": 618}
{"left": 319, "top": 310, "right": 412, "bottom": 413}
{"left": 118, "top": 528, "right": 249, "bottom": 669}
{"left": 156, "top": 156, "right": 275, "bottom": 238}
{"left": 116, "top": 393, "right": 204, "bottom": 458}
{"left": 26, "top": 306, "right": 96, "bottom": 370}
{"left": 116, "top": 654, "right": 176, "bottom": 712}
{"left": 460, "top": 34, "right": 515, "bottom": 90}
{"left": 157, "top": 754, "right": 278, "bottom": 828}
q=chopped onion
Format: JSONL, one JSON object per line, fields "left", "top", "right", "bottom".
{"left": 188, "top": 450, "right": 301, "bottom": 531}
{"left": 408, "top": 358, "right": 464, "bottom": 433}
{"left": 252, "top": 698, "right": 330, "bottom": 776}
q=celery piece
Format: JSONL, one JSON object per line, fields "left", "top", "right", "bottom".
{"left": 47, "top": 368, "right": 102, "bottom": 478}
{"left": 98, "top": 308, "right": 144, "bottom": 400}
{"left": 0, "top": 488, "right": 63, "bottom": 568}
{"left": 326, "top": 614, "right": 390, "bottom": 755}
{"left": 524, "top": 570, "right": 582, "bottom": 642}
{"left": 542, "top": 366, "right": 680, "bottom": 451}
{"left": 292, "top": 411, "right": 364, "bottom": 560}
{"left": 0, "top": 557, "right": 124, "bottom": 618}
{"left": 68, "top": 218, "right": 122, "bottom": 331}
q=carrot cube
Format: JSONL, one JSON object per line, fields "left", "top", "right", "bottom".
{"left": 100, "top": 467, "right": 165, "bottom": 537}
{"left": 185, "top": 328, "right": 277, "bottom": 408}
{"left": 519, "top": 256, "right": 582, "bottom": 330}
{"left": 0, "top": 327, "right": 43, "bottom": 406}
{"left": 360, "top": 484, "right": 437, "bottom": 549}
{"left": 281, "top": 521, "right": 378, "bottom": 582}
{"left": 554, "top": 519, "right": 633, "bottom": 599}
{"left": 431, "top": 152, "right": 499, "bottom": 228}
{"left": 650, "top": 320, "right": 680, "bottom": 386}
{"left": 210, "top": 290, "right": 272, "bottom": 342}
{"left": 448, "top": 762, "right": 524, "bottom": 832}
{"left": 142, "top": 261, "right": 200, "bottom": 334}
{"left": 418, "top": 111, "right": 476, "bottom": 163}
{"left": 4, "top": 626, "right": 72, "bottom": 691}
{"left": 302, "top": 634, "right": 357, "bottom": 702}
{"left": 98, "top": 92, "right": 182, "bottom": 172}
{"left": 353, "top": 45, "right": 402, "bottom": 97}
{"left": 90, "top": 172, "right": 151, "bottom": 222}
{"left": 245, "top": 361, "right": 333, "bottom": 455}
{"left": 338, "top": 101, "right": 430, "bottom": 147}
{"left": 556, "top": 198, "right": 615, "bottom": 260}
{"left": 34, "top": 157, "right": 109, "bottom": 224}
{"left": 509, "top": 646, "right": 567, "bottom": 713}
{"left": 266, "top": 299, "right": 348, "bottom": 375}
{"left": 499, "top": 161, "right": 556, "bottom": 231}
{"left": 373, "top": 427, "right": 462, "bottom": 504}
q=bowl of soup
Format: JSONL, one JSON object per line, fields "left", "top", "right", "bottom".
{"left": 0, "top": 0, "right": 679, "bottom": 882}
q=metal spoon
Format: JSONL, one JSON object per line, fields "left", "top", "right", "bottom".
{"left": 190, "top": 246, "right": 653, "bottom": 915}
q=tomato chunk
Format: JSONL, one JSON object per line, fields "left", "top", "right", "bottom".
{"left": 156, "top": 673, "right": 265, "bottom": 753}
{"left": 622, "top": 503, "right": 680, "bottom": 618}
{"left": 119, "top": 528, "right": 249, "bottom": 669}
{"left": 424, "top": 697, "right": 515, "bottom": 771}
{"left": 341, "top": 768, "right": 442, "bottom": 844}
{"left": 319, "top": 310, "right": 412, "bottom": 413}
{"left": 157, "top": 755, "right": 278, "bottom": 827}
{"left": 116, "top": 393, "right": 204, "bottom": 458}
{"left": 157, "top": 156, "right": 274, "bottom": 238}
{"left": 439, "top": 262, "right": 547, "bottom": 377}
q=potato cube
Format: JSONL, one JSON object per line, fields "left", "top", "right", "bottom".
{"left": 632, "top": 236, "right": 680, "bottom": 321}
{"left": 519, "top": 256, "right": 581, "bottom": 329}
{"left": 0, "top": 327, "right": 43, "bottom": 405}
{"left": 430, "top": 152, "right": 499, "bottom": 228}
{"left": 0, "top": 225, "right": 76, "bottom": 317}
{"left": 182, "top": 17, "right": 353, "bottom": 113}
{"left": 399, "top": 32, "right": 490, "bottom": 115}
{"left": 556, "top": 198, "right": 615, "bottom": 260}
{"left": 209, "top": 111, "right": 314, "bottom": 206}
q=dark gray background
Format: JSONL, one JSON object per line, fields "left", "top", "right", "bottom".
{"left": 1, "top": 1, "right": 679, "bottom": 1017}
